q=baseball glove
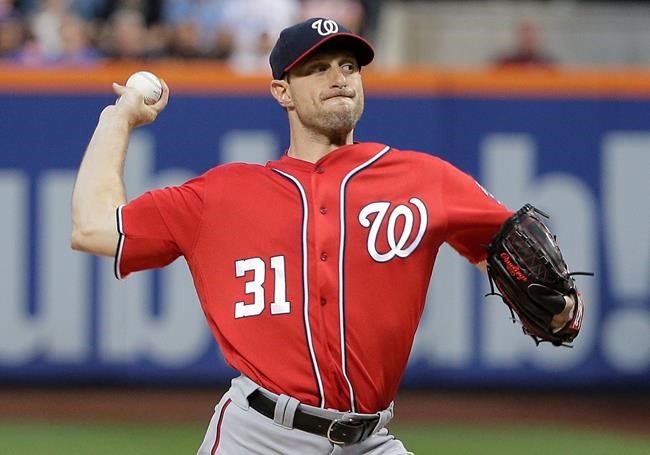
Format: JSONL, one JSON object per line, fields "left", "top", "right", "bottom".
{"left": 486, "top": 204, "right": 591, "bottom": 347}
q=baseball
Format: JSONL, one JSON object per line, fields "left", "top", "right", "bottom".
{"left": 125, "top": 71, "right": 163, "bottom": 105}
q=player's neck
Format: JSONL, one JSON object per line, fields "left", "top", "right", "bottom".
{"left": 287, "top": 128, "right": 354, "bottom": 163}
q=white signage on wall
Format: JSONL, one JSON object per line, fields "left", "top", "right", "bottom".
{"left": 0, "top": 131, "right": 648, "bottom": 375}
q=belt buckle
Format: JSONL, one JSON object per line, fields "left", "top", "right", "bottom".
{"left": 326, "top": 416, "right": 366, "bottom": 445}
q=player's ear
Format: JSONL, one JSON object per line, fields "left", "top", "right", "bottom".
{"left": 270, "top": 79, "right": 293, "bottom": 109}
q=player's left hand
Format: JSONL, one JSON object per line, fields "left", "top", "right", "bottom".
{"left": 480, "top": 257, "right": 579, "bottom": 334}
{"left": 550, "top": 294, "right": 576, "bottom": 332}
{"left": 485, "top": 204, "right": 591, "bottom": 347}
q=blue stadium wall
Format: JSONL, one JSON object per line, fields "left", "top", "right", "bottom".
{"left": 0, "top": 69, "right": 648, "bottom": 389}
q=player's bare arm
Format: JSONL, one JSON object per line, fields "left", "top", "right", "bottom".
{"left": 71, "top": 79, "right": 169, "bottom": 256}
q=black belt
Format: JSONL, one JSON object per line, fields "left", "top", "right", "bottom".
{"left": 247, "top": 390, "right": 380, "bottom": 445}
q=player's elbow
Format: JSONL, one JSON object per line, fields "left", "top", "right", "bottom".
{"left": 71, "top": 203, "right": 119, "bottom": 255}
{"left": 70, "top": 225, "right": 95, "bottom": 252}
{"left": 70, "top": 224, "right": 117, "bottom": 257}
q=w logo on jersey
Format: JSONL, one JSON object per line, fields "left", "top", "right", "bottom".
{"left": 358, "top": 198, "right": 428, "bottom": 262}
{"left": 311, "top": 19, "right": 339, "bottom": 36}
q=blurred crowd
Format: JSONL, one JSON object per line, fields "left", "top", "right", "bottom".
{"left": 0, "top": 0, "right": 379, "bottom": 72}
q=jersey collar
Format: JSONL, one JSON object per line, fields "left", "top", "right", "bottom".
{"left": 268, "top": 142, "right": 390, "bottom": 173}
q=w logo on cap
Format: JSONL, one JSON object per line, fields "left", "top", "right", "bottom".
{"left": 311, "top": 19, "right": 339, "bottom": 36}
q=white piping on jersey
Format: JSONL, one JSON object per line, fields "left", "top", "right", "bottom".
{"left": 114, "top": 204, "right": 126, "bottom": 280}
{"left": 338, "top": 145, "right": 391, "bottom": 412}
{"left": 271, "top": 168, "right": 326, "bottom": 408}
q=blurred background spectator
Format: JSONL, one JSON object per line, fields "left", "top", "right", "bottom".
{"left": 94, "top": 0, "right": 166, "bottom": 60}
{"left": 163, "top": 0, "right": 231, "bottom": 59}
{"left": 94, "top": 0, "right": 162, "bottom": 26}
{"left": 96, "top": 7, "right": 157, "bottom": 59}
{"left": 493, "top": 19, "right": 555, "bottom": 68}
{"left": 4, "top": 1, "right": 650, "bottom": 68}
{"left": 219, "top": 0, "right": 300, "bottom": 74}
{"left": 4, "top": 0, "right": 100, "bottom": 64}
{"left": 53, "top": 11, "right": 100, "bottom": 63}
{"left": 0, "top": 0, "right": 28, "bottom": 59}
{"left": 20, "top": 0, "right": 73, "bottom": 63}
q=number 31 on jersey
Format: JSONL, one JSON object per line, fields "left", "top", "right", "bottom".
{"left": 234, "top": 255, "right": 290, "bottom": 318}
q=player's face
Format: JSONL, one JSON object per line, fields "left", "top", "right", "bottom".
{"left": 285, "top": 49, "right": 364, "bottom": 136}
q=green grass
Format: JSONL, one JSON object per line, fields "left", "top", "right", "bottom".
{"left": 0, "top": 421, "right": 648, "bottom": 454}
{"left": 0, "top": 421, "right": 204, "bottom": 455}
{"left": 392, "top": 423, "right": 650, "bottom": 455}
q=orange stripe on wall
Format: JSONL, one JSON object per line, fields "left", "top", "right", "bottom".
{"left": 2, "top": 62, "right": 650, "bottom": 98}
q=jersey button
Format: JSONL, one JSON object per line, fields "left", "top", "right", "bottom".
{"left": 320, "top": 207, "right": 328, "bottom": 214}
{"left": 320, "top": 252, "right": 328, "bottom": 261}
{"left": 315, "top": 166, "right": 324, "bottom": 174}
{"left": 320, "top": 297, "right": 327, "bottom": 305}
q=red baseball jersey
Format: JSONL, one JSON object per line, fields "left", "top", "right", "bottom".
{"left": 116, "top": 142, "right": 511, "bottom": 413}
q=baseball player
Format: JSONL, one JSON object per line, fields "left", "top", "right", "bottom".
{"left": 71, "top": 18, "right": 579, "bottom": 454}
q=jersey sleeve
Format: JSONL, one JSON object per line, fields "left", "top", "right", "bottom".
{"left": 115, "top": 174, "right": 205, "bottom": 279}
{"left": 440, "top": 160, "right": 512, "bottom": 263}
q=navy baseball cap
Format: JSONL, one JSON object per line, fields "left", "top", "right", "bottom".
{"left": 270, "top": 18, "right": 375, "bottom": 80}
